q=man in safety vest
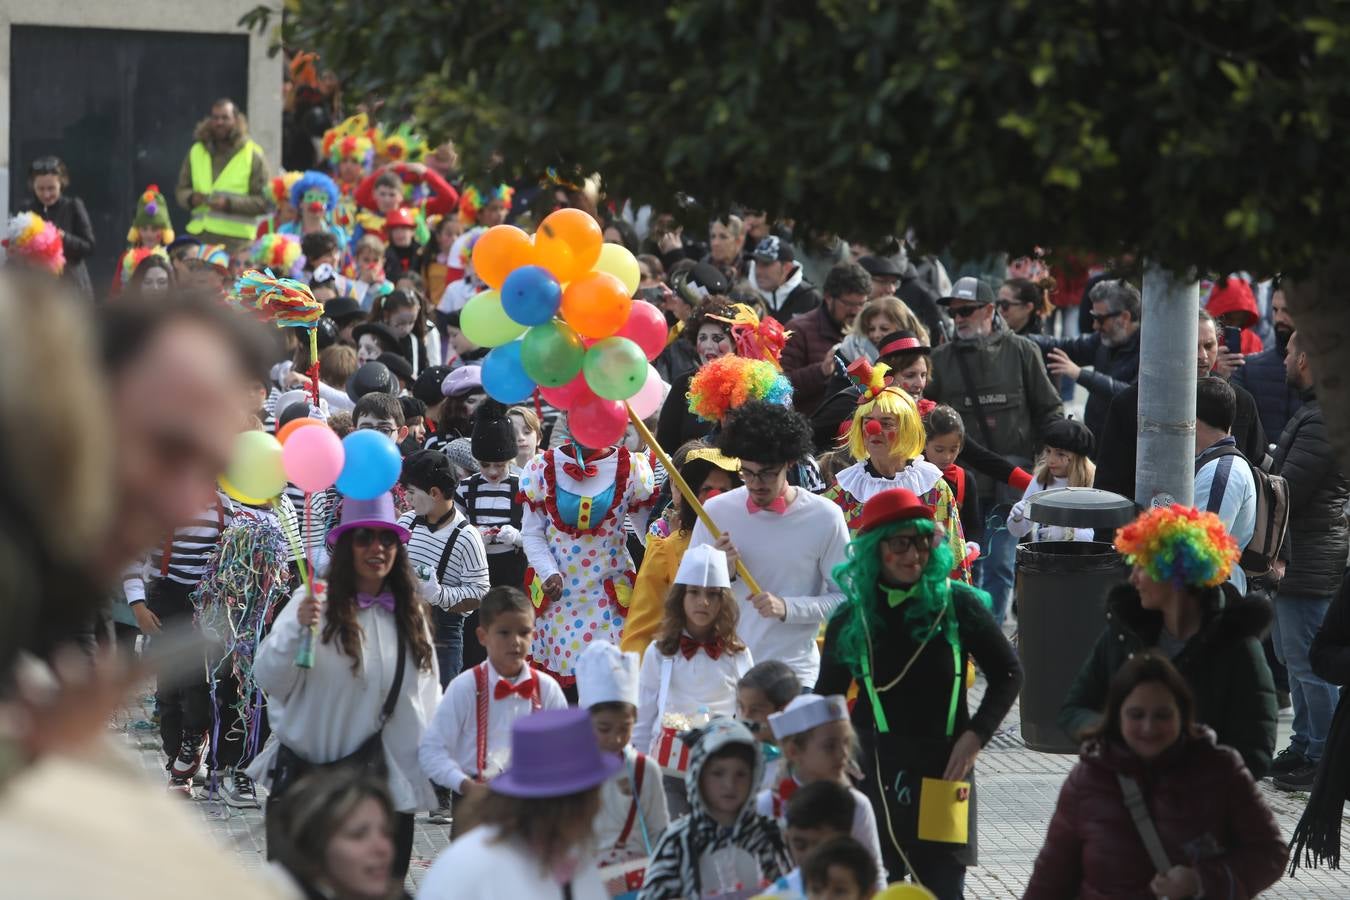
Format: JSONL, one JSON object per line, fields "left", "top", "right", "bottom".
{"left": 174, "top": 98, "right": 271, "bottom": 250}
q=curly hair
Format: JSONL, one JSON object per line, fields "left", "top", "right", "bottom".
{"left": 323, "top": 531, "right": 434, "bottom": 674}
{"left": 654, "top": 583, "right": 747, "bottom": 658}
{"left": 682, "top": 296, "right": 736, "bottom": 347}
{"left": 1114, "top": 504, "right": 1239, "bottom": 589}
{"left": 716, "top": 400, "right": 812, "bottom": 465}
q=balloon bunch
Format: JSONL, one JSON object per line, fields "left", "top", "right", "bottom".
{"left": 463, "top": 209, "right": 669, "bottom": 448}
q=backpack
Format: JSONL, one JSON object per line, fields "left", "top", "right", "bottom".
{"left": 1196, "top": 443, "right": 1290, "bottom": 578}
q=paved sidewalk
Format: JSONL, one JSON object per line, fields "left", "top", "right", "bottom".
{"left": 116, "top": 689, "right": 1350, "bottom": 898}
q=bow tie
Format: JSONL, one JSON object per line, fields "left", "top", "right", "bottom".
{"left": 562, "top": 460, "right": 599, "bottom": 480}
{"left": 747, "top": 494, "right": 789, "bottom": 514}
{"left": 679, "top": 635, "right": 724, "bottom": 660}
{"left": 356, "top": 591, "right": 396, "bottom": 613}
{"left": 777, "top": 777, "right": 800, "bottom": 804}
{"left": 884, "top": 584, "right": 922, "bottom": 608}
{"left": 494, "top": 676, "right": 536, "bottom": 701}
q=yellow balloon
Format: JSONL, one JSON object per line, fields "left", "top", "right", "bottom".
{"left": 876, "top": 885, "right": 938, "bottom": 900}
{"left": 591, "top": 242, "right": 640, "bottom": 295}
{"left": 220, "top": 430, "right": 286, "bottom": 502}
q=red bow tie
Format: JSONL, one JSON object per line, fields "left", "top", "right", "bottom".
{"left": 747, "top": 494, "right": 789, "bottom": 514}
{"left": 777, "top": 777, "right": 799, "bottom": 804}
{"left": 679, "top": 635, "right": 724, "bottom": 661}
{"left": 494, "top": 676, "right": 536, "bottom": 701}
{"left": 562, "top": 460, "right": 599, "bottom": 480}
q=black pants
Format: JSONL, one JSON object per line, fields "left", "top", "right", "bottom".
{"left": 267, "top": 800, "right": 415, "bottom": 878}
{"left": 900, "top": 843, "right": 967, "bottom": 900}
{"left": 147, "top": 579, "right": 210, "bottom": 762}
{"left": 209, "top": 669, "right": 270, "bottom": 771}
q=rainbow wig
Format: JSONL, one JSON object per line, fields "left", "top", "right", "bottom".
{"left": 322, "top": 114, "right": 376, "bottom": 173}
{"left": 3, "top": 212, "right": 65, "bottom": 274}
{"left": 1114, "top": 504, "right": 1239, "bottom": 589}
{"left": 845, "top": 363, "right": 925, "bottom": 462}
{"left": 688, "top": 355, "right": 793, "bottom": 423}
{"left": 251, "top": 234, "right": 303, "bottom": 275}
{"left": 289, "top": 170, "right": 341, "bottom": 214}
{"left": 269, "top": 171, "right": 303, "bottom": 207}
{"left": 459, "top": 184, "right": 516, "bottom": 224}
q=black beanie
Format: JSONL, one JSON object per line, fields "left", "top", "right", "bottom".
{"left": 471, "top": 400, "right": 516, "bottom": 463}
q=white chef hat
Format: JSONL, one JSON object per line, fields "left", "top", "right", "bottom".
{"left": 674, "top": 544, "right": 731, "bottom": 589}
{"left": 769, "top": 694, "right": 849, "bottom": 741}
{"left": 575, "top": 641, "right": 640, "bottom": 709}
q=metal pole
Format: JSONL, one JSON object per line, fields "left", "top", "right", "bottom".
{"left": 1135, "top": 265, "right": 1199, "bottom": 508}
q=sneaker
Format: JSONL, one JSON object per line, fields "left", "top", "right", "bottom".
{"left": 1272, "top": 762, "right": 1319, "bottom": 793}
{"left": 220, "top": 769, "right": 260, "bottom": 809}
{"left": 1268, "top": 745, "right": 1309, "bottom": 777}
{"left": 167, "top": 771, "right": 193, "bottom": 797}
{"left": 427, "top": 786, "right": 452, "bottom": 825}
{"left": 170, "top": 733, "right": 209, "bottom": 779}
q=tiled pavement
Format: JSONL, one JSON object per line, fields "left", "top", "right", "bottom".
{"left": 116, "top": 687, "right": 1350, "bottom": 898}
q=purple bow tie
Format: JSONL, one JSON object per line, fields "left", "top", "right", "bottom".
{"left": 356, "top": 591, "right": 396, "bottom": 613}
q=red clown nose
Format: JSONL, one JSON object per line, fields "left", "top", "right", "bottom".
{"left": 864, "top": 420, "right": 884, "bottom": 436}
{"left": 307, "top": 201, "right": 324, "bottom": 214}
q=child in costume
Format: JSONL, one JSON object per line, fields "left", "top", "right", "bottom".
{"left": 801, "top": 837, "right": 879, "bottom": 900}
{"left": 633, "top": 545, "right": 753, "bottom": 819}
{"left": 738, "top": 660, "right": 800, "bottom": 792}
{"left": 816, "top": 488, "right": 1022, "bottom": 896}
{"left": 321, "top": 113, "right": 375, "bottom": 234}
{"left": 417, "top": 585, "right": 567, "bottom": 835}
{"left": 110, "top": 185, "right": 174, "bottom": 296}
{"left": 353, "top": 156, "right": 458, "bottom": 245}
{"left": 437, "top": 225, "right": 487, "bottom": 315}
{"left": 351, "top": 233, "right": 394, "bottom": 310}
{"left": 249, "top": 233, "right": 303, "bottom": 280}
{"left": 577, "top": 641, "right": 671, "bottom": 893}
{"left": 518, "top": 435, "right": 658, "bottom": 688}
{"left": 418, "top": 708, "right": 616, "bottom": 899}
{"left": 824, "top": 360, "right": 971, "bottom": 582}
{"left": 458, "top": 183, "right": 514, "bottom": 229}
{"left": 763, "top": 780, "right": 859, "bottom": 899}
{"left": 381, "top": 206, "right": 421, "bottom": 280}
{"left": 256, "top": 170, "right": 302, "bottom": 237}
{"left": 922, "top": 405, "right": 983, "bottom": 547}
{"left": 757, "top": 695, "right": 887, "bottom": 890}
{"left": 638, "top": 717, "right": 791, "bottom": 899}
{"left": 418, "top": 214, "right": 464, "bottom": 306}
{"left": 279, "top": 169, "right": 349, "bottom": 257}
{"left": 1007, "top": 417, "right": 1097, "bottom": 542}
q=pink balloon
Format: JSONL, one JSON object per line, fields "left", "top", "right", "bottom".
{"left": 539, "top": 371, "right": 596, "bottom": 411}
{"left": 569, "top": 396, "right": 628, "bottom": 448}
{"left": 627, "top": 364, "right": 665, "bottom": 419}
{"left": 282, "top": 422, "right": 345, "bottom": 493}
{"left": 617, "top": 301, "right": 668, "bottom": 361}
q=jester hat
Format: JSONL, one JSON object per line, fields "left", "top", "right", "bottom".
{"left": 127, "top": 184, "right": 175, "bottom": 246}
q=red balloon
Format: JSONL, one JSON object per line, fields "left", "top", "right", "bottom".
{"left": 617, "top": 300, "right": 669, "bottom": 361}
{"left": 539, "top": 371, "right": 595, "bottom": 411}
{"left": 569, "top": 395, "right": 628, "bottom": 448}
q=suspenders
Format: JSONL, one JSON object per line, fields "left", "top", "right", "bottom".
{"left": 471, "top": 662, "right": 540, "bottom": 779}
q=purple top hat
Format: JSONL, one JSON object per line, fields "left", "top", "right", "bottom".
{"left": 490, "top": 708, "right": 622, "bottom": 798}
{"left": 326, "top": 491, "right": 412, "bottom": 547}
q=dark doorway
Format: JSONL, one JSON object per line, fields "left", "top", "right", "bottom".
{"left": 9, "top": 25, "right": 249, "bottom": 293}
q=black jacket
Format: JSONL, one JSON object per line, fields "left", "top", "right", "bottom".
{"left": 655, "top": 369, "right": 712, "bottom": 452}
{"left": 1271, "top": 391, "right": 1349, "bottom": 599}
{"left": 1029, "top": 330, "right": 1140, "bottom": 449}
{"left": 896, "top": 263, "right": 948, "bottom": 345}
{"left": 1094, "top": 379, "right": 1266, "bottom": 503}
{"left": 18, "top": 194, "right": 95, "bottom": 299}
{"left": 1060, "top": 582, "right": 1278, "bottom": 778}
{"left": 1232, "top": 346, "right": 1303, "bottom": 449}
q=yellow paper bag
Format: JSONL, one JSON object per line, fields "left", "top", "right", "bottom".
{"left": 917, "top": 777, "right": 970, "bottom": 844}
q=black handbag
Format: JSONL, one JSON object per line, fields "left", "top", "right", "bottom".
{"left": 268, "top": 620, "right": 407, "bottom": 801}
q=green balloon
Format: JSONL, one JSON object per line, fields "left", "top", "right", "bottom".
{"left": 582, "top": 336, "right": 649, "bottom": 400}
{"left": 460, "top": 289, "right": 527, "bottom": 348}
{"left": 521, "top": 320, "right": 586, "bottom": 387}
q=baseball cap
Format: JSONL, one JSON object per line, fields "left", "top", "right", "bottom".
{"left": 940, "top": 276, "right": 995, "bottom": 306}
{"left": 751, "top": 235, "right": 794, "bottom": 264}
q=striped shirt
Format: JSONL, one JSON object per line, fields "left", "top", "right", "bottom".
{"left": 284, "top": 484, "right": 336, "bottom": 561}
{"left": 398, "top": 508, "right": 490, "bottom": 612}
{"left": 124, "top": 491, "right": 235, "bottom": 604}
{"left": 454, "top": 474, "right": 522, "bottom": 555}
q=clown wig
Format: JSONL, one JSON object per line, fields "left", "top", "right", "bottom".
{"left": 3, "top": 212, "right": 65, "bottom": 274}
{"left": 1114, "top": 504, "right": 1239, "bottom": 589}
{"left": 251, "top": 234, "right": 303, "bottom": 274}
{"left": 322, "top": 115, "right": 376, "bottom": 173}
{"left": 289, "top": 170, "right": 341, "bottom": 216}
{"left": 458, "top": 184, "right": 515, "bottom": 225}
{"left": 269, "top": 171, "right": 304, "bottom": 207}
{"left": 688, "top": 355, "right": 793, "bottom": 423}
{"left": 845, "top": 363, "right": 926, "bottom": 462}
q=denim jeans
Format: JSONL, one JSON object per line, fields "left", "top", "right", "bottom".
{"left": 432, "top": 607, "right": 465, "bottom": 689}
{"left": 1271, "top": 592, "right": 1340, "bottom": 761}
{"left": 974, "top": 504, "right": 1015, "bottom": 624}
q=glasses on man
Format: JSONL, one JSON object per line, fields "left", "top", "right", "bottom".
{"left": 351, "top": 528, "right": 400, "bottom": 549}
{"left": 1088, "top": 310, "right": 1123, "bottom": 324}
{"left": 358, "top": 422, "right": 398, "bottom": 438}
{"left": 740, "top": 464, "right": 786, "bottom": 484}
{"left": 948, "top": 304, "right": 985, "bottom": 319}
{"left": 881, "top": 533, "right": 936, "bottom": 555}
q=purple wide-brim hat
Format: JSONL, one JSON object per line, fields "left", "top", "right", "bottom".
{"left": 490, "top": 708, "right": 622, "bottom": 798}
{"left": 326, "top": 492, "right": 412, "bottom": 547}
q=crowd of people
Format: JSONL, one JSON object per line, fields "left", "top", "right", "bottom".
{"left": 2, "top": 72, "right": 1349, "bottom": 900}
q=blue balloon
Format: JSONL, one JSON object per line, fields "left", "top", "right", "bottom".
{"left": 500, "top": 265, "right": 562, "bottom": 326}
{"left": 481, "top": 341, "right": 537, "bottom": 403}
{"left": 335, "top": 430, "right": 403, "bottom": 501}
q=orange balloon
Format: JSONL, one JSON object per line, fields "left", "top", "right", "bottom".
{"left": 276, "top": 415, "right": 324, "bottom": 445}
{"left": 560, "top": 272, "right": 634, "bottom": 339}
{"left": 473, "top": 225, "right": 533, "bottom": 289}
{"left": 535, "top": 208, "right": 603, "bottom": 282}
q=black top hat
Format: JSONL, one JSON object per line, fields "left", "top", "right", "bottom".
{"left": 345, "top": 361, "right": 396, "bottom": 403}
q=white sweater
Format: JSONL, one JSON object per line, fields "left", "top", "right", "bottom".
{"left": 416, "top": 825, "right": 607, "bottom": 900}
{"left": 688, "top": 486, "right": 850, "bottom": 688}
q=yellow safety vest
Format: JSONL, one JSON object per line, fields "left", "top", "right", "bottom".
{"left": 187, "top": 140, "right": 262, "bottom": 238}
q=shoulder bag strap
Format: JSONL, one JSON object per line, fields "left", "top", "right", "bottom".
{"left": 657, "top": 655, "right": 674, "bottom": 722}
{"left": 615, "top": 753, "right": 646, "bottom": 848}
{"left": 377, "top": 614, "right": 406, "bottom": 728}
{"left": 952, "top": 348, "right": 997, "bottom": 450}
{"left": 1115, "top": 774, "right": 1172, "bottom": 874}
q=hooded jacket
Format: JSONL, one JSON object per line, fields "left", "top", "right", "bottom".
{"left": 174, "top": 114, "right": 271, "bottom": 222}
{"left": 1205, "top": 280, "right": 1265, "bottom": 354}
{"left": 1059, "top": 582, "right": 1277, "bottom": 778}
{"left": 1024, "top": 731, "right": 1287, "bottom": 900}
{"left": 747, "top": 260, "right": 821, "bottom": 324}
{"left": 638, "top": 718, "right": 790, "bottom": 899}
{"left": 1271, "top": 390, "right": 1350, "bottom": 599}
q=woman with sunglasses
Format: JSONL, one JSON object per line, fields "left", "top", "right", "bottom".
{"left": 19, "top": 156, "right": 95, "bottom": 299}
{"left": 816, "top": 488, "right": 1022, "bottom": 899}
{"left": 250, "top": 492, "right": 441, "bottom": 879}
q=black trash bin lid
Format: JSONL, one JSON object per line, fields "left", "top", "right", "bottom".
{"left": 1028, "top": 487, "right": 1136, "bottom": 529}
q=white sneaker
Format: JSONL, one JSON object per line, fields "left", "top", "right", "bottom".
{"left": 219, "top": 769, "right": 261, "bottom": 809}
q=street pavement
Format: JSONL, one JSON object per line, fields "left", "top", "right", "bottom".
{"left": 115, "top": 683, "right": 1350, "bottom": 898}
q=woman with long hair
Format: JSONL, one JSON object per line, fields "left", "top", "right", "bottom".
{"left": 1025, "top": 654, "right": 1286, "bottom": 899}
{"left": 816, "top": 488, "right": 1021, "bottom": 899}
{"left": 250, "top": 492, "right": 441, "bottom": 879}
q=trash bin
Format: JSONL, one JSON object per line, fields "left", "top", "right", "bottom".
{"left": 1015, "top": 487, "right": 1136, "bottom": 753}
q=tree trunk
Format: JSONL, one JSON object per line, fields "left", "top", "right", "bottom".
{"left": 1285, "top": 254, "right": 1350, "bottom": 481}
{"left": 1135, "top": 266, "right": 1198, "bottom": 508}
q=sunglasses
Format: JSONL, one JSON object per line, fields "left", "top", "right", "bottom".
{"left": 948, "top": 304, "right": 985, "bottom": 319}
{"left": 996, "top": 300, "right": 1028, "bottom": 311}
{"left": 352, "top": 528, "right": 400, "bottom": 549}
{"left": 881, "top": 533, "right": 937, "bottom": 555}
{"left": 1089, "top": 310, "right": 1123, "bottom": 323}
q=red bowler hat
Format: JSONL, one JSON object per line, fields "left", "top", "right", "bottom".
{"left": 857, "top": 488, "right": 934, "bottom": 534}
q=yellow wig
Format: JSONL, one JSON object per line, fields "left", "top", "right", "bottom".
{"left": 846, "top": 362, "right": 926, "bottom": 462}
